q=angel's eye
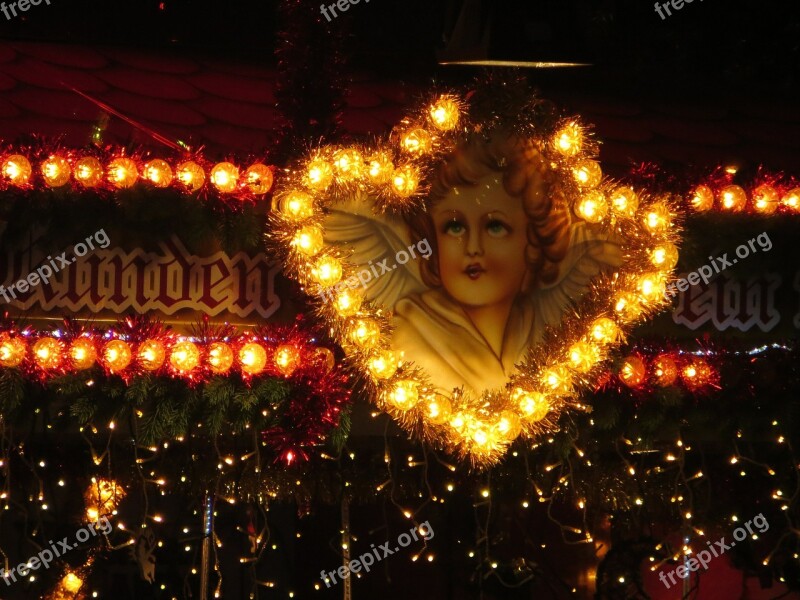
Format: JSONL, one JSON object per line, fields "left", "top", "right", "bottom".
{"left": 486, "top": 220, "right": 510, "bottom": 237}
{"left": 444, "top": 220, "right": 466, "bottom": 237}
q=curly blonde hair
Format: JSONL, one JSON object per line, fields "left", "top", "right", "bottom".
{"left": 407, "top": 132, "right": 572, "bottom": 293}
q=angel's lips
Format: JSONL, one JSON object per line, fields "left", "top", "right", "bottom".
{"left": 464, "top": 264, "right": 485, "bottom": 280}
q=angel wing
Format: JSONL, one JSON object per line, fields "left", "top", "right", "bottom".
{"left": 322, "top": 192, "right": 429, "bottom": 308}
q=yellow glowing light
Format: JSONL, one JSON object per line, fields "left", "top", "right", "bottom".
{"left": 781, "top": 187, "right": 800, "bottom": 212}
{"left": 614, "top": 292, "right": 643, "bottom": 322}
{"left": 590, "top": 317, "right": 619, "bottom": 345}
{"left": 690, "top": 185, "right": 714, "bottom": 212}
{"left": 305, "top": 158, "right": 334, "bottom": 191}
{"left": 170, "top": 341, "right": 201, "bottom": 372}
{"left": 367, "top": 152, "right": 394, "bottom": 184}
{"left": 207, "top": 342, "right": 234, "bottom": 374}
{"left": 137, "top": 339, "right": 167, "bottom": 371}
{"left": 2, "top": 154, "right": 32, "bottom": 185}
{"left": 276, "top": 190, "right": 315, "bottom": 221}
{"left": 61, "top": 571, "right": 83, "bottom": 594}
{"left": 620, "top": 355, "right": 647, "bottom": 388}
{"left": 428, "top": 96, "right": 460, "bottom": 131}
{"left": 210, "top": 162, "right": 239, "bottom": 193}
{"left": 144, "top": 159, "right": 173, "bottom": 188}
{"left": 609, "top": 186, "right": 639, "bottom": 217}
{"left": 312, "top": 255, "right": 343, "bottom": 287}
{"left": 652, "top": 354, "right": 678, "bottom": 386}
{"left": 312, "top": 347, "right": 336, "bottom": 373}
{"left": 650, "top": 243, "right": 679, "bottom": 270}
{"left": 426, "top": 394, "right": 452, "bottom": 425}
{"left": 333, "top": 287, "right": 362, "bottom": 316}
{"left": 495, "top": 411, "right": 522, "bottom": 440}
{"left": 274, "top": 344, "right": 301, "bottom": 377}
{"left": 0, "top": 335, "right": 26, "bottom": 367}
{"left": 368, "top": 350, "right": 398, "bottom": 379}
{"left": 69, "top": 338, "right": 97, "bottom": 370}
{"left": 514, "top": 388, "right": 550, "bottom": 422}
{"left": 84, "top": 477, "right": 125, "bottom": 522}
{"left": 637, "top": 272, "right": 667, "bottom": 302}
{"left": 33, "top": 337, "right": 64, "bottom": 370}
{"left": 245, "top": 163, "right": 273, "bottom": 194}
{"left": 349, "top": 319, "right": 380, "bottom": 349}
{"left": 107, "top": 157, "right": 138, "bottom": 188}
{"left": 41, "top": 155, "right": 71, "bottom": 187}
{"left": 291, "top": 225, "right": 324, "bottom": 257}
{"left": 752, "top": 184, "right": 779, "bottom": 214}
{"left": 568, "top": 340, "right": 601, "bottom": 373}
{"left": 103, "top": 339, "right": 132, "bottom": 371}
{"left": 239, "top": 343, "right": 268, "bottom": 375}
{"left": 572, "top": 159, "right": 602, "bottom": 188}
{"left": 719, "top": 184, "right": 747, "bottom": 212}
{"left": 391, "top": 165, "right": 420, "bottom": 198}
{"left": 74, "top": 156, "right": 104, "bottom": 187}
{"left": 575, "top": 190, "right": 608, "bottom": 223}
{"left": 176, "top": 160, "right": 205, "bottom": 192}
{"left": 643, "top": 202, "right": 672, "bottom": 233}
{"left": 386, "top": 380, "right": 420, "bottom": 411}
{"left": 553, "top": 121, "right": 583, "bottom": 157}
{"left": 541, "top": 366, "right": 571, "bottom": 394}
{"left": 401, "top": 128, "right": 433, "bottom": 155}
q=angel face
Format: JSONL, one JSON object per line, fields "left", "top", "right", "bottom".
{"left": 431, "top": 177, "right": 529, "bottom": 309}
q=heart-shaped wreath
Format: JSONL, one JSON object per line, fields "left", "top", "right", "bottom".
{"left": 269, "top": 78, "right": 680, "bottom": 466}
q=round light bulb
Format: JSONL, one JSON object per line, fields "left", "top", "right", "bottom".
{"left": 74, "top": 157, "right": 104, "bottom": 187}
{"left": 428, "top": 96, "right": 460, "bottom": 131}
{"left": 690, "top": 185, "right": 714, "bottom": 212}
{"left": 176, "top": 161, "right": 205, "bottom": 192}
{"left": 239, "top": 342, "right": 267, "bottom": 375}
{"left": 107, "top": 158, "right": 138, "bottom": 189}
{"left": 2, "top": 154, "right": 32, "bottom": 185}
{"left": 170, "top": 341, "right": 200, "bottom": 372}
{"left": 244, "top": 163, "right": 273, "bottom": 194}
{"left": 572, "top": 159, "right": 602, "bottom": 189}
{"left": 719, "top": 185, "right": 747, "bottom": 212}
{"left": 610, "top": 186, "right": 639, "bottom": 217}
{"left": 41, "top": 155, "right": 71, "bottom": 187}
{"left": 210, "top": 162, "right": 239, "bottom": 193}
{"left": 305, "top": 158, "right": 334, "bottom": 191}
{"left": 291, "top": 225, "right": 324, "bottom": 257}
{"left": 207, "top": 342, "right": 234, "bottom": 374}
{"left": 576, "top": 190, "right": 608, "bottom": 224}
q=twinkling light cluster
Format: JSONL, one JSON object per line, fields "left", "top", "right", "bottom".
{"left": 613, "top": 352, "right": 718, "bottom": 392}
{"left": 0, "top": 145, "right": 274, "bottom": 200}
{"left": 688, "top": 172, "right": 800, "bottom": 215}
{"left": 270, "top": 89, "right": 682, "bottom": 466}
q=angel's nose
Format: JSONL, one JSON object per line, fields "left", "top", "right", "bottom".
{"left": 465, "top": 229, "right": 483, "bottom": 257}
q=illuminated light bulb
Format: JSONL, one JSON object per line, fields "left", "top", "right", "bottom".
{"left": 2, "top": 154, "right": 32, "bottom": 185}
{"left": 210, "top": 162, "right": 239, "bottom": 193}
{"left": 690, "top": 185, "right": 714, "bottom": 212}
{"left": 244, "top": 163, "right": 273, "bottom": 194}
{"left": 33, "top": 337, "right": 64, "bottom": 370}
{"left": 84, "top": 477, "right": 125, "bottom": 521}
{"left": 752, "top": 184, "right": 779, "bottom": 214}
{"left": 450, "top": 412, "right": 467, "bottom": 431}
{"left": 207, "top": 342, "right": 234, "bottom": 374}
{"left": 572, "top": 159, "right": 602, "bottom": 189}
{"left": 333, "top": 287, "right": 362, "bottom": 316}
{"left": 719, "top": 184, "right": 747, "bottom": 212}
{"left": 619, "top": 355, "right": 647, "bottom": 388}
{"left": 575, "top": 190, "right": 608, "bottom": 224}
{"left": 102, "top": 339, "right": 132, "bottom": 371}
{"left": 495, "top": 411, "right": 522, "bottom": 440}
{"left": 472, "top": 425, "right": 492, "bottom": 447}
{"left": 367, "top": 350, "right": 398, "bottom": 379}
{"left": 41, "top": 155, "right": 71, "bottom": 187}
{"left": 143, "top": 159, "right": 173, "bottom": 188}
{"left": 291, "top": 225, "right": 324, "bottom": 257}
{"left": 652, "top": 354, "right": 678, "bottom": 386}
{"left": 137, "top": 339, "right": 167, "bottom": 371}
{"left": 553, "top": 121, "right": 583, "bottom": 157}
{"left": 541, "top": 365, "right": 571, "bottom": 395}
{"left": 614, "top": 291, "right": 643, "bottom": 322}
{"left": 107, "top": 157, "right": 138, "bottom": 188}
{"left": 513, "top": 388, "right": 550, "bottom": 422}
{"left": 69, "top": 338, "right": 97, "bottom": 370}
{"left": 176, "top": 160, "right": 205, "bottom": 192}
{"left": 170, "top": 340, "right": 200, "bottom": 372}
{"left": 425, "top": 394, "right": 452, "bottom": 425}
{"left": 305, "top": 158, "right": 334, "bottom": 191}
{"left": 349, "top": 318, "right": 380, "bottom": 349}
{"left": 610, "top": 186, "right": 639, "bottom": 217}
{"left": 391, "top": 165, "right": 420, "bottom": 198}
{"left": 637, "top": 272, "right": 667, "bottom": 303}
{"left": 401, "top": 128, "right": 433, "bottom": 155}
{"left": 643, "top": 202, "right": 673, "bottom": 233}
{"left": 0, "top": 335, "right": 26, "bottom": 367}
{"left": 239, "top": 342, "right": 268, "bottom": 375}
{"left": 367, "top": 152, "right": 394, "bottom": 185}
{"left": 74, "top": 156, "right": 103, "bottom": 187}
{"left": 590, "top": 317, "right": 620, "bottom": 345}
{"left": 682, "top": 358, "right": 713, "bottom": 391}
{"left": 312, "top": 347, "right": 335, "bottom": 372}
{"left": 781, "top": 187, "right": 800, "bottom": 212}
{"left": 568, "top": 340, "right": 601, "bottom": 374}
{"left": 332, "top": 148, "right": 364, "bottom": 180}
{"left": 428, "top": 96, "right": 460, "bottom": 131}
{"left": 311, "top": 255, "right": 343, "bottom": 287}
{"left": 650, "top": 243, "right": 679, "bottom": 270}
{"left": 274, "top": 344, "right": 301, "bottom": 377}
{"left": 386, "top": 380, "right": 420, "bottom": 411}
{"left": 61, "top": 571, "right": 83, "bottom": 593}
{"left": 275, "top": 190, "right": 315, "bottom": 221}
